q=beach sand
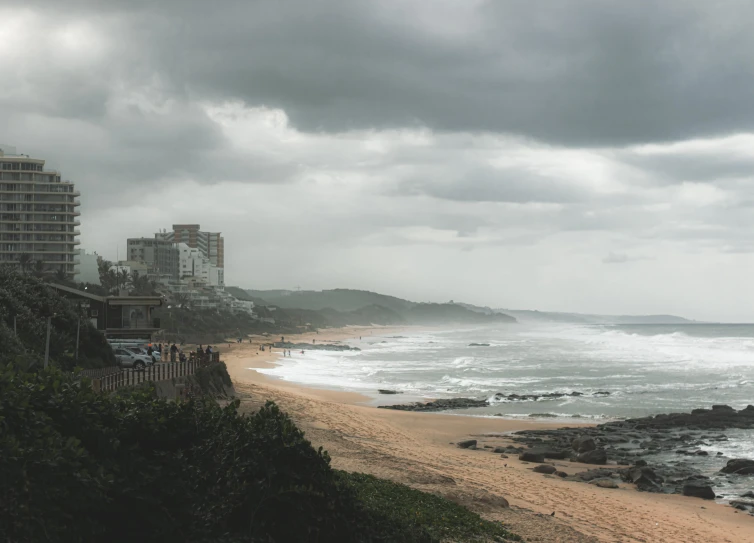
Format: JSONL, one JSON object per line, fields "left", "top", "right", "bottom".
{"left": 221, "top": 326, "right": 754, "bottom": 543}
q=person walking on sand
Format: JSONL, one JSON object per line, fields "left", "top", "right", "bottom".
{"left": 170, "top": 343, "right": 178, "bottom": 363}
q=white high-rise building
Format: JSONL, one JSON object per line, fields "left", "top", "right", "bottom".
{"left": 177, "top": 242, "right": 225, "bottom": 287}
{"left": 0, "top": 145, "right": 80, "bottom": 277}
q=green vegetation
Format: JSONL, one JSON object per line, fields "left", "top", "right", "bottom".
{"left": 0, "top": 365, "right": 519, "bottom": 542}
{"left": 336, "top": 472, "right": 521, "bottom": 542}
{"left": 0, "top": 267, "right": 115, "bottom": 370}
{"left": 245, "top": 288, "right": 517, "bottom": 327}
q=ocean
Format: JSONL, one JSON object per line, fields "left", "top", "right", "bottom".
{"left": 256, "top": 322, "right": 754, "bottom": 500}
{"left": 258, "top": 323, "right": 754, "bottom": 420}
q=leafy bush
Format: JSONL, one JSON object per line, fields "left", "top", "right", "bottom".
{"left": 0, "top": 366, "right": 519, "bottom": 542}
{"left": 0, "top": 267, "right": 114, "bottom": 369}
{"left": 336, "top": 472, "right": 521, "bottom": 542}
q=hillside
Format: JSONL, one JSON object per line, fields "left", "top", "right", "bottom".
{"left": 248, "top": 288, "right": 414, "bottom": 313}
{"left": 246, "top": 289, "right": 517, "bottom": 327}
{"left": 406, "top": 303, "right": 516, "bottom": 324}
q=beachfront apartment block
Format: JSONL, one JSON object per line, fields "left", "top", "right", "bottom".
{"left": 178, "top": 242, "right": 224, "bottom": 287}
{"left": 126, "top": 237, "right": 180, "bottom": 282}
{"left": 156, "top": 224, "right": 224, "bottom": 268}
{"left": 0, "top": 145, "right": 80, "bottom": 278}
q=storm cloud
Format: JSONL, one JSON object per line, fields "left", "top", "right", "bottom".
{"left": 2, "top": 0, "right": 754, "bottom": 321}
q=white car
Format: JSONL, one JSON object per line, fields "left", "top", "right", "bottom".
{"left": 114, "top": 348, "right": 154, "bottom": 370}
{"left": 125, "top": 346, "right": 160, "bottom": 361}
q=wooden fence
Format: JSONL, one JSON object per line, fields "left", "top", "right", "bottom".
{"left": 77, "top": 352, "right": 221, "bottom": 393}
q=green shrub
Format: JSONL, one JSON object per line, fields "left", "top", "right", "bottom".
{"left": 0, "top": 366, "right": 520, "bottom": 543}
{"left": 0, "top": 267, "right": 115, "bottom": 369}
{"left": 336, "top": 472, "right": 521, "bottom": 542}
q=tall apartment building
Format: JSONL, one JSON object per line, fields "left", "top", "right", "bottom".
{"left": 177, "top": 242, "right": 224, "bottom": 286}
{"left": 0, "top": 145, "right": 80, "bottom": 277}
{"left": 156, "top": 224, "right": 224, "bottom": 268}
{"left": 126, "top": 238, "right": 179, "bottom": 281}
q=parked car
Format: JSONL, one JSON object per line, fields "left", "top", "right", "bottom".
{"left": 125, "top": 346, "right": 160, "bottom": 362}
{"left": 113, "top": 348, "right": 154, "bottom": 370}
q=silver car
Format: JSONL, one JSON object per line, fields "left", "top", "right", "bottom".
{"left": 114, "top": 348, "right": 154, "bottom": 370}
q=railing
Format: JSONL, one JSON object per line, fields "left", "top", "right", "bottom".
{"left": 77, "top": 354, "right": 220, "bottom": 393}
{"left": 94, "top": 361, "right": 200, "bottom": 392}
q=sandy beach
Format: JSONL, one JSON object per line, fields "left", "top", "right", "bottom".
{"left": 221, "top": 326, "right": 754, "bottom": 543}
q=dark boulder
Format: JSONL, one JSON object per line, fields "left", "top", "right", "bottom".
{"left": 577, "top": 449, "right": 607, "bottom": 465}
{"left": 457, "top": 439, "right": 477, "bottom": 449}
{"left": 493, "top": 446, "right": 507, "bottom": 453}
{"left": 721, "top": 459, "right": 754, "bottom": 475}
{"left": 627, "top": 467, "right": 662, "bottom": 491}
{"left": 591, "top": 479, "right": 619, "bottom": 489}
{"left": 554, "top": 471, "right": 568, "bottom": 478}
{"left": 741, "top": 491, "right": 754, "bottom": 498}
{"left": 533, "top": 464, "right": 557, "bottom": 474}
{"left": 730, "top": 500, "right": 754, "bottom": 512}
{"left": 682, "top": 482, "right": 716, "bottom": 500}
{"left": 573, "top": 468, "right": 618, "bottom": 482}
{"left": 541, "top": 449, "right": 570, "bottom": 460}
{"left": 572, "top": 435, "right": 596, "bottom": 453}
{"left": 519, "top": 451, "right": 546, "bottom": 463}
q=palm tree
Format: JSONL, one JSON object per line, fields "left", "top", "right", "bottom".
{"left": 117, "top": 268, "right": 130, "bottom": 293}
{"left": 18, "top": 253, "right": 32, "bottom": 275}
{"left": 54, "top": 268, "right": 67, "bottom": 282}
{"left": 129, "top": 271, "right": 153, "bottom": 296}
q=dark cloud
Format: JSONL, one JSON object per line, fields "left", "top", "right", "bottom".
{"left": 3, "top": 0, "right": 754, "bottom": 320}
{"left": 6, "top": 0, "right": 754, "bottom": 146}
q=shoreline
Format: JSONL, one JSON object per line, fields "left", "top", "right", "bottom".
{"left": 221, "top": 326, "right": 754, "bottom": 543}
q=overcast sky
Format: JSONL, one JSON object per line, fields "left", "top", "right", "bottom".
{"left": 3, "top": 0, "right": 754, "bottom": 321}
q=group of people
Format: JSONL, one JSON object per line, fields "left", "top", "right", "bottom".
{"left": 144, "top": 342, "right": 188, "bottom": 363}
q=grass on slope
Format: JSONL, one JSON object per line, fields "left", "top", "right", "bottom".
{"left": 336, "top": 471, "right": 522, "bottom": 542}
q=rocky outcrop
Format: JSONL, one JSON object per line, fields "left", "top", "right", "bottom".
{"left": 572, "top": 435, "right": 596, "bottom": 453}
{"left": 533, "top": 464, "right": 557, "bottom": 474}
{"left": 506, "top": 404, "right": 754, "bottom": 497}
{"left": 519, "top": 451, "right": 546, "bottom": 463}
{"left": 591, "top": 479, "right": 619, "bottom": 489}
{"left": 379, "top": 398, "right": 489, "bottom": 412}
{"left": 682, "top": 482, "right": 716, "bottom": 500}
{"left": 625, "top": 467, "right": 663, "bottom": 492}
{"left": 577, "top": 449, "right": 607, "bottom": 465}
{"left": 457, "top": 439, "right": 477, "bottom": 449}
{"left": 720, "top": 459, "right": 754, "bottom": 475}
{"left": 492, "top": 391, "right": 610, "bottom": 403}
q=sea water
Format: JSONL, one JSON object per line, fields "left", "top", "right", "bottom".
{"left": 257, "top": 323, "right": 754, "bottom": 421}
{"left": 256, "top": 322, "right": 754, "bottom": 500}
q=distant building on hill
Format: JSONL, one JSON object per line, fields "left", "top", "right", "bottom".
{"left": 0, "top": 145, "right": 80, "bottom": 278}
{"left": 126, "top": 237, "right": 179, "bottom": 282}
{"left": 155, "top": 224, "right": 224, "bottom": 268}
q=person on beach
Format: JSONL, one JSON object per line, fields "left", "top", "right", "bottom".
{"left": 170, "top": 343, "right": 177, "bottom": 362}
{"left": 179, "top": 350, "right": 187, "bottom": 363}
{"left": 205, "top": 345, "right": 212, "bottom": 355}
{"left": 197, "top": 345, "right": 203, "bottom": 353}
